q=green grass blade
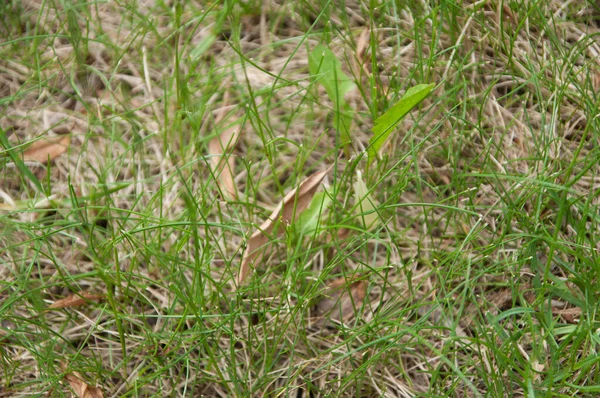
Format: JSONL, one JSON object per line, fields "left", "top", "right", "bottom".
{"left": 0, "top": 130, "right": 43, "bottom": 192}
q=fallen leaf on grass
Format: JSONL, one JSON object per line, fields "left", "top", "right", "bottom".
{"left": 351, "top": 27, "right": 372, "bottom": 81}
{"left": 315, "top": 277, "right": 368, "bottom": 325}
{"left": 23, "top": 135, "right": 70, "bottom": 162}
{"left": 209, "top": 94, "right": 241, "bottom": 201}
{"left": 552, "top": 306, "right": 582, "bottom": 323}
{"left": 237, "top": 168, "right": 330, "bottom": 285}
{"left": 48, "top": 292, "right": 104, "bottom": 309}
{"left": 355, "top": 27, "right": 370, "bottom": 64}
{"left": 208, "top": 123, "right": 240, "bottom": 200}
{"left": 64, "top": 372, "right": 104, "bottom": 398}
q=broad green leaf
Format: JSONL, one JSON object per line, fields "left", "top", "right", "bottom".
{"left": 295, "top": 190, "right": 332, "bottom": 236}
{"left": 308, "top": 44, "right": 356, "bottom": 147}
{"left": 353, "top": 170, "right": 379, "bottom": 230}
{"left": 368, "top": 83, "right": 435, "bottom": 164}
{"left": 309, "top": 45, "right": 356, "bottom": 99}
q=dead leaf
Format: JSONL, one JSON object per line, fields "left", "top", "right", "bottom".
{"left": 237, "top": 168, "right": 330, "bottom": 285}
{"left": 64, "top": 372, "right": 104, "bottom": 398}
{"left": 352, "top": 27, "right": 372, "bottom": 79}
{"left": 209, "top": 92, "right": 241, "bottom": 200}
{"left": 23, "top": 135, "right": 70, "bottom": 162}
{"left": 315, "top": 277, "right": 368, "bottom": 325}
{"left": 48, "top": 292, "right": 104, "bottom": 309}
{"left": 552, "top": 306, "right": 582, "bottom": 323}
{"left": 208, "top": 128, "right": 239, "bottom": 200}
{"left": 356, "top": 27, "right": 370, "bottom": 63}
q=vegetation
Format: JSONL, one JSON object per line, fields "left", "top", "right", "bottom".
{"left": 2, "top": 0, "right": 600, "bottom": 396}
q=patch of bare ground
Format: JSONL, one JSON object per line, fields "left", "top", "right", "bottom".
{"left": 2, "top": 0, "right": 600, "bottom": 396}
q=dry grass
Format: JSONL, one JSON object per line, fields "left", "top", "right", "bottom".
{"left": 2, "top": 0, "right": 600, "bottom": 396}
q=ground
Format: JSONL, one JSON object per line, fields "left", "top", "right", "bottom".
{"left": 2, "top": 0, "right": 600, "bottom": 397}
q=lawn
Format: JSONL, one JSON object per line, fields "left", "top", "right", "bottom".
{"left": 2, "top": 0, "right": 600, "bottom": 396}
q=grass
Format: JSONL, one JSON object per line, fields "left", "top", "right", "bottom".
{"left": 2, "top": 0, "right": 600, "bottom": 396}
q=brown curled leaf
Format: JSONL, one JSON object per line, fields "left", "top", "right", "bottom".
{"left": 23, "top": 135, "right": 70, "bottom": 162}
{"left": 64, "top": 371, "right": 104, "bottom": 398}
{"left": 48, "top": 292, "right": 104, "bottom": 309}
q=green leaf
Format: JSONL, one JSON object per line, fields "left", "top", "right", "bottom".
{"left": 295, "top": 190, "right": 332, "bottom": 236}
{"left": 308, "top": 44, "right": 356, "bottom": 147}
{"left": 308, "top": 45, "right": 356, "bottom": 100}
{"left": 368, "top": 83, "right": 435, "bottom": 164}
